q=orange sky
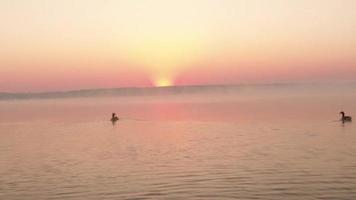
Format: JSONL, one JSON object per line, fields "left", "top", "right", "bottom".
{"left": 1, "top": 0, "right": 356, "bottom": 92}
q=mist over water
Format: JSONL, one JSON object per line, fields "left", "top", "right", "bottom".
{"left": 1, "top": 84, "right": 356, "bottom": 199}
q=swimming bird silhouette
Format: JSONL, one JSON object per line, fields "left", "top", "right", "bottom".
{"left": 111, "top": 113, "right": 119, "bottom": 122}
{"left": 340, "top": 111, "right": 352, "bottom": 122}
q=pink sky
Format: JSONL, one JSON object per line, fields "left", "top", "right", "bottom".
{"left": 1, "top": 0, "right": 356, "bottom": 92}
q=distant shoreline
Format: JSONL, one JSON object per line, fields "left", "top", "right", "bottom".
{"left": 1, "top": 82, "right": 355, "bottom": 101}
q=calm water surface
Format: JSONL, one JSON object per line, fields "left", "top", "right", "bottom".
{"left": 1, "top": 88, "right": 356, "bottom": 199}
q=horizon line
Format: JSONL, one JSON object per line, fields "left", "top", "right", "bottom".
{"left": 1, "top": 81, "right": 356, "bottom": 95}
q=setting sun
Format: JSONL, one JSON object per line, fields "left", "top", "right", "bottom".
{"left": 154, "top": 77, "right": 173, "bottom": 87}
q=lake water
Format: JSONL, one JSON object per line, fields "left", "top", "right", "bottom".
{"left": 1, "top": 85, "right": 356, "bottom": 199}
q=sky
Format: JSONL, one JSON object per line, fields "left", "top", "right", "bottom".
{"left": 1, "top": 0, "right": 356, "bottom": 92}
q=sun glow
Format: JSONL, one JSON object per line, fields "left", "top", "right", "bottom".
{"left": 154, "top": 77, "right": 173, "bottom": 87}
{"left": 122, "top": 33, "right": 206, "bottom": 89}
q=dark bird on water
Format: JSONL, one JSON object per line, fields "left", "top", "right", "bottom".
{"left": 340, "top": 111, "right": 352, "bottom": 122}
{"left": 111, "top": 113, "right": 119, "bottom": 122}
